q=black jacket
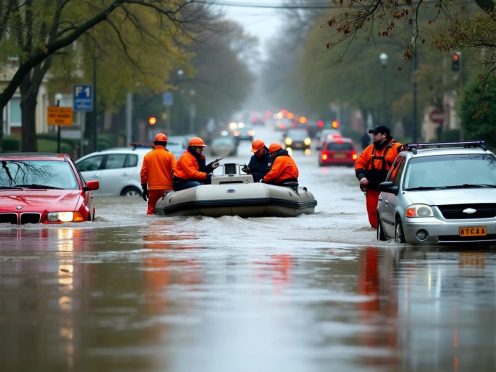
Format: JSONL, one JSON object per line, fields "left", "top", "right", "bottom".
{"left": 248, "top": 148, "right": 271, "bottom": 182}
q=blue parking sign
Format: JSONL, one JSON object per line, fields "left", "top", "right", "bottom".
{"left": 162, "top": 91, "right": 173, "bottom": 107}
{"left": 73, "top": 84, "right": 93, "bottom": 111}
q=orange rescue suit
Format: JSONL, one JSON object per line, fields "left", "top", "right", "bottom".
{"left": 354, "top": 140, "right": 402, "bottom": 190}
{"left": 263, "top": 154, "right": 299, "bottom": 184}
{"left": 174, "top": 151, "right": 208, "bottom": 182}
{"left": 140, "top": 146, "right": 176, "bottom": 190}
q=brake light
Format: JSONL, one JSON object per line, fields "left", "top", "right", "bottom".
{"left": 321, "top": 153, "right": 328, "bottom": 161}
{"left": 352, "top": 153, "right": 358, "bottom": 160}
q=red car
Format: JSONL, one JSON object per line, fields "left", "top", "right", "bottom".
{"left": 0, "top": 153, "right": 99, "bottom": 224}
{"left": 319, "top": 137, "right": 358, "bottom": 167}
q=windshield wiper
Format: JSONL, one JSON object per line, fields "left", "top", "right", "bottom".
{"left": 406, "top": 186, "right": 445, "bottom": 191}
{"left": 445, "top": 184, "right": 496, "bottom": 189}
{"left": 15, "top": 184, "right": 62, "bottom": 190}
{"left": 0, "top": 186, "right": 23, "bottom": 190}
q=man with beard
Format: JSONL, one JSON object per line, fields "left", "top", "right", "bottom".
{"left": 355, "top": 125, "right": 402, "bottom": 229}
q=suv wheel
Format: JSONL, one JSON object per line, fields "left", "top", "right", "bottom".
{"left": 121, "top": 186, "right": 142, "bottom": 197}
{"left": 394, "top": 216, "right": 406, "bottom": 243}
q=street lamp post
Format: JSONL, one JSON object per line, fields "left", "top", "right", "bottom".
{"left": 379, "top": 52, "right": 388, "bottom": 124}
{"left": 55, "top": 93, "right": 63, "bottom": 153}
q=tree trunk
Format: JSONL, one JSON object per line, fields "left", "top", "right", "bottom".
{"left": 19, "top": 75, "right": 39, "bottom": 152}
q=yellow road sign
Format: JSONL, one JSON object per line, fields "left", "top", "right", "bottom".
{"left": 48, "top": 106, "right": 73, "bottom": 126}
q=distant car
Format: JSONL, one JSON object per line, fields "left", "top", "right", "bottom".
{"left": 76, "top": 147, "right": 151, "bottom": 197}
{"left": 210, "top": 135, "right": 237, "bottom": 157}
{"left": 283, "top": 128, "right": 311, "bottom": 151}
{"left": 377, "top": 141, "right": 496, "bottom": 244}
{"left": 316, "top": 129, "right": 342, "bottom": 150}
{"left": 232, "top": 123, "right": 255, "bottom": 142}
{"left": 0, "top": 153, "right": 99, "bottom": 224}
{"left": 319, "top": 137, "right": 357, "bottom": 166}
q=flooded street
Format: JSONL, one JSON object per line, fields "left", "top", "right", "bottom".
{"left": 1, "top": 132, "right": 496, "bottom": 372}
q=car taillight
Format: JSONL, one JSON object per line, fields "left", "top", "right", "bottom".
{"left": 352, "top": 153, "right": 358, "bottom": 160}
{"left": 321, "top": 153, "right": 328, "bottom": 160}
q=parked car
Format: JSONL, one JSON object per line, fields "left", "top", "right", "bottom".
{"left": 210, "top": 135, "right": 238, "bottom": 157}
{"left": 283, "top": 128, "right": 311, "bottom": 151}
{"left": 319, "top": 137, "right": 357, "bottom": 166}
{"left": 377, "top": 141, "right": 496, "bottom": 245}
{"left": 76, "top": 147, "right": 151, "bottom": 197}
{"left": 0, "top": 153, "right": 99, "bottom": 224}
{"left": 316, "top": 129, "right": 342, "bottom": 150}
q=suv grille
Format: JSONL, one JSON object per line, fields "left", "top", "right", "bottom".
{"left": 438, "top": 204, "right": 496, "bottom": 219}
{"left": 0, "top": 212, "right": 41, "bottom": 224}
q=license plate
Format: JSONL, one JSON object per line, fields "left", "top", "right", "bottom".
{"left": 334, "top": 153, "right": 346, "bottom": 158}
{"left": 459, "top": 226, "right": 487, "bottom": 237}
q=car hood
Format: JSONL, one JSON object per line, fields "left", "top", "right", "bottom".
{"left": 403, "top": 188, "right": 496, "bottom": 206}
{"left": 0, "top": 190, "right": 82, "bottom": 212}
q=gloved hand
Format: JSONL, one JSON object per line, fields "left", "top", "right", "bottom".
{"left": 205, "top": 161, "right": 220, "bottom": 173}
{"left": 141, "top": 183, "right": 148, "bottom": 201}
{"left": 241, "top": 165, "right": 251, "bottom": 174}
{"left": 359, "top": 177, "right": 369, "bottom": 192}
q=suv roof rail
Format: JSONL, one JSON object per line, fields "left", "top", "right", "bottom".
{"left": 404, "top": 140, "right": 486, "bottom": 154}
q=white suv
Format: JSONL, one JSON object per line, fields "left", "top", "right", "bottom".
{"left": 75, "top": 147, "right": 151, "bottom": 197}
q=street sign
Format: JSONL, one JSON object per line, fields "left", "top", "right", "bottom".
{"left": 162, "top": 91, "right": 173, "bottom": 107}
{"left": 48, "top": 106, "right": 73, "bottom": 126}
{"left": 429, "top": 108, "right": 444, "bottom": 125}
{"left": 73, "top": 84, "right": 93, "bottom": 111}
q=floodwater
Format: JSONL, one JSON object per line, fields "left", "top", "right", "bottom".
{"left": 1, "top": 128, "right": 496, "bottom": 372}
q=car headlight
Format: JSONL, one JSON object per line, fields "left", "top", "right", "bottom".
{"left": 405, "top": 204, "right": 433, "bottom": 218}
{"left": 285, "top": 138, "right": 292, "bottom": 145}
{"left": 47, "top": 212, "right": 84, "bottom": 222}
{"left": 304, "top": 138, "right": 311, "bottom": 145}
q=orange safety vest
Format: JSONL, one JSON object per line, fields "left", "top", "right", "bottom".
{"left": 263, "top": 154, "right": 299, "bottom": 184}
{"left": 173, "top": 151, "right": 208, "bottom": 182}
{"left": 140, "top": 146, "right": 176, "bottom": 190}
{"left": 355, "top": 139, "right": 402, "bottom": 189}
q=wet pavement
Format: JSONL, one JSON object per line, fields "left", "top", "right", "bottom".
{"left": 1, "top": 129, "right": 496, "bottom": 371}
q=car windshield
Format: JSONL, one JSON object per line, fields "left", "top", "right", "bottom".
{"left": 286, "top": 130, "right": 308, "bottom": 139}
{"left": 0, "top": 160, "right": 78, "bottom": 189}
{"left": 404, "top": 154, "right": 496, "bottom": 190}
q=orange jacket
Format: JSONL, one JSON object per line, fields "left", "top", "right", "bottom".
{"left": 174, "top": 150, "right": 208, "bottom": 181}
{"left": 140, "top": 146, "right": 176, "bottom": 190}
{"left": 263, "top": 154, "right": 299, "bottom": 184}
{"left": 354, "top": 138, "right": 402, "bottom": 188}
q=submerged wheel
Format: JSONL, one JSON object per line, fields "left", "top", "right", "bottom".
{"left": 394, "top": 216, "right": 406, "bottom": 243}
{"left": 377, "top": 215, "right": 386, "bottom": 241}
{"left": 121, "top": 186, "right": 142, "bottom": 197}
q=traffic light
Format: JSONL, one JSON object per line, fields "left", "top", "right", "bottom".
{"left": 451, "top": 52, "right": 461, "bottom": 72}
{"left": 148, "top": 115, "right": 157, "bottom": 126}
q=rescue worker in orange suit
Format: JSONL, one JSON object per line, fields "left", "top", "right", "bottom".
{"left": 354, "top": 125, "right": 402, "bottom": 229}
{"left": 261, "top": 142, "right": 299, "bottom": 186}
{"left": 140, "top": 133, "right": 177, "bottom": 215}
{"left": 242, "top": 139, "right": 271, "bottom": 182}
{"left": 173, "top": 137, "right": 220, "bottom": 191}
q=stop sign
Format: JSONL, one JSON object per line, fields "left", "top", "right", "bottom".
{"left": 429, "top": 108, "right": 444, "bottom": 125}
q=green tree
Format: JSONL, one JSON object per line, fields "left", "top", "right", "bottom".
{"left": 0, "top": 0, "right": 207, "bottom": 152}
{"left": 458, "top": 75, "right": 496, "bottom": 147}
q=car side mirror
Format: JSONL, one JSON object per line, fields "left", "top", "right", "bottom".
{"left": 84, "top": 180, "right": 100, "bottom": 191}
{"left": 378, "top": 181, "right": 399, "bottom": 195}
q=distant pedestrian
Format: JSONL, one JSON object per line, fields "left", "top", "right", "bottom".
{"left": 354, "top": 125, "right": 402, "bottom": 229}
{"left": 140, "top": 133, "right": 176, "bottom": 215}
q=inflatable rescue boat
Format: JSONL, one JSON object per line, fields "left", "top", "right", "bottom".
{"left": 154, "top": 163, "right": 317, "bottom": 217}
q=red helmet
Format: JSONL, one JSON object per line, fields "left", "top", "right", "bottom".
{"left": 251, "top": 139, "right": 265, "bottom": 153}
{"left": 154, "top": 133, "right": 167, "bottom": 142}
{"left": 268, "top": 142, "right": 282, "bottom": 154}
{"left": 188, "top": 137, "right": 207, "bottom": 147}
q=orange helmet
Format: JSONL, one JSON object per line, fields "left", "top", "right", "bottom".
{"left": 154, "top": 133, "right": 167, "bottom": 142}
{"left": 251, "top": 139, "right": 265, "bottom": 153}
{"left": 268, "top": 142, "right": 282, "bottom": 154}
{"left": 188, "top": 137, "right": 207, "bottom": 147}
